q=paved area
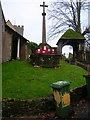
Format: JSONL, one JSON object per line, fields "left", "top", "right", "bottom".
{"left": 71, "top": 98, "right": 90, "bottom": 119}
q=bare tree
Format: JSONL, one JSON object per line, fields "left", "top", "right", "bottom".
{"left": 47, "top": 0, "right": 89, "bottom": 41}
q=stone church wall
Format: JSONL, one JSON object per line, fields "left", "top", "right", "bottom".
{"left": 14, "top": 25, "right": 24, "bottom": 36}
{"left": 2, "top": 31, "right": 12, "bottom": 62}
{"left": 0, "top": 2, "right": 30, "bottom": 63}
{"left": 26, "top": 45, "right": 32, "bottom": 58}
{"left": 0, "top": 7, "right": 2, "bottom": 64}
{"left": 20, "top": 40, "right": 27, "bottom": 60}
{"left": 0, "top": 2, "right": 5, "bottom": 63}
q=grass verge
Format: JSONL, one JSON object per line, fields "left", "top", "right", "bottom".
{"left": 2, "top": 60, "right": 88, "bottom": 99}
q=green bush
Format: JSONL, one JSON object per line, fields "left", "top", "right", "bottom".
{"left": 28, "top": 42, "right": 38, "bottom": 53}
{"left": 39, "top": 43, "right": 51, "bottom": 49}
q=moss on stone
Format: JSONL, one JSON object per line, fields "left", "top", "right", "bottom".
{"left": 60, "top": 29, "right": 85, "bottom": 39}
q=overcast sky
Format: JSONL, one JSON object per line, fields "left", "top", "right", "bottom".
{"left": 1, "top": 0, "right": 53, "bottom": 44}
{"left": 1, "top": 0, "right": 89, "bottom": 57}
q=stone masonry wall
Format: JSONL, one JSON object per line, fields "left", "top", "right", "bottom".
{"left": 2, "top": 31, "right": 12, "bottom": 62}
{"left": 0, "top": 2, "right": 5, "bottom": 64}
{"left": 0, "top": 3, "right": 2, "bottom": 64}
{"left": 2, "top": 85, "right": 87, "bottom": 117}
{"left": 20, "top": 40, "right": 27, "bottom": 60}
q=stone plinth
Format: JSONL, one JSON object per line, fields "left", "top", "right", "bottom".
{"left": 31, "top": 54, "right": 61, "bottom": 68}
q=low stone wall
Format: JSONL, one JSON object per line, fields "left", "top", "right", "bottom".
{"left": 2, "top": 85, "right": 87, "bottom": 118}
{"left": 70, "top": 85, "right": 87, "bottom": 103}
{"left": 76, "top": 61, "right": 90, "bottom": 71}
{"left": 2, "top": 96, "right": 55, "bottom": 117}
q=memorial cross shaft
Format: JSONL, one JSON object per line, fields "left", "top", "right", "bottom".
{"left": 40, "top": 2, "right": 48, "bottom": 43}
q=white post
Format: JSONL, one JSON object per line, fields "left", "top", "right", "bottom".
{"left": 17, "top": 38, "right": 20, "bottom": 60}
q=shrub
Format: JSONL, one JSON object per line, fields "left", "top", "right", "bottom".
{"left": 28, "top": 42, "right": 38, "bottom": 54}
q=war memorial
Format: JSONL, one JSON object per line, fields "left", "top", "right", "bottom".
{"left": 31, "top": 2, "right": 60, "bottom": 68}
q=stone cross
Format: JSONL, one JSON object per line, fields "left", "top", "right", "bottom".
{"left": 40, "top": 2, "right": 48, "bottom": 43}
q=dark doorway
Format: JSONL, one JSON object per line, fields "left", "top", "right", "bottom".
{"left": 11, "top": 36, "right": 18, "bottom": 59}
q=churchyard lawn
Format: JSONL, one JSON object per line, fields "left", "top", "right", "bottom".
{"left": 2, "top": 60, "right": 88, "bottom": 99}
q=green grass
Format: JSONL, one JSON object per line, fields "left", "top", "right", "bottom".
{"left": 2, "top": 60, "right": 88, "bottom": 99}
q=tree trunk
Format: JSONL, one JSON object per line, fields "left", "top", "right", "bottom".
{"left": 76, "top": 0, "right": 81, "bottom": 33}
